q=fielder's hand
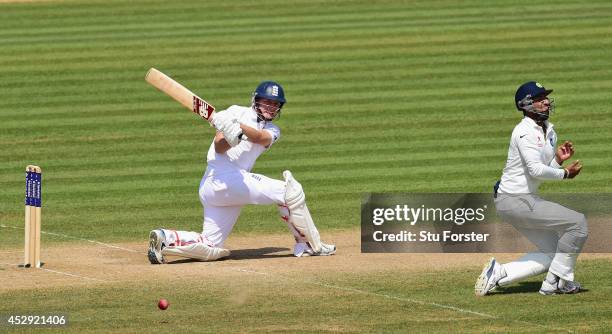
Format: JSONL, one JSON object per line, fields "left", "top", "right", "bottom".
{"left": 564, "top": 160, "right": 583, "bottom": 179}
{"left": 556, "top": 141, "right": 575, "bottom": 164}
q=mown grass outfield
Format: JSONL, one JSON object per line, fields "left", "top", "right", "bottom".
{"left": 2, "top": 259, "right": 612, "bottom": 333}
{"left": 1, "top": 0, "right": 612, "bottom": 333}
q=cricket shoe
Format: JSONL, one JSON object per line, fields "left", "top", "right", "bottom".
{"left": 474, "top": 257, "right": 506, "bottom": 296}
{"left": 293, "top": 242, "right": 336, "bottom": 257}
{"left": 317, "top": 242, "right": 337, "bottom": 256}
{"left": 148, "top": 229, "right": 166, "bottom": 264}
{"left": 539, "top": 279, "right": 582, "bottom": 295}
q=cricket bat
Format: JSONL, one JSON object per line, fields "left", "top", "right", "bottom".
{"left": 145, "top": 68, "right": 216, "bottom": 122}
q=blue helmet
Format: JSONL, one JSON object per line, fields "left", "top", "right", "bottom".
{"left": 252, "top": 81, "right": 286, "bottom": 121}
{"left": 253, "top": 81, "right": 286, "bottom": 104}
{"left": 514, "top": 81, "right": 554, "bottom": 120}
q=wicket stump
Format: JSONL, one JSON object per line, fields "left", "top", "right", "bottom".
{"left": 24, "top": 165, "right": 42, "bottom": 268}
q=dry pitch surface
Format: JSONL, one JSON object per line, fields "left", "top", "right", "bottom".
{"left": 2, "top": 230, "right": 493, "bottom": 290}
{"left": 2, "top": 229, "right": 611, "bottom": 291}
{"left": 2, "top": 230, "right": 612, "bottom": 333}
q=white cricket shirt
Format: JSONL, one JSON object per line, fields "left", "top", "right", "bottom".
{"left": 205, "top": 105, "right": 280, "bottom": 176}
{"left": 498, "top": 117, "right": 565, "bottom": 194}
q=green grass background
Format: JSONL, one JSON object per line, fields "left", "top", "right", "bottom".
{"left": 2, "top": 0, "right": 611, "bottom": 245}
{"left": 2, "top": 259, "right": 611, "bottom": 333}
{"left": 2, "top": 1, "right": 612, "bottom": 333}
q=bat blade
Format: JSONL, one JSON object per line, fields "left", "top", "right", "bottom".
{"left": 145, "top": 68, "right": 215, "bottom": 121}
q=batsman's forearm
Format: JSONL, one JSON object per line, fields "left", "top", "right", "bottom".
{"left": 239, "top": 124, "right": 272, "bottom": 146}
{"left": 214, "top": 132, "right": 231, "bottom": 153}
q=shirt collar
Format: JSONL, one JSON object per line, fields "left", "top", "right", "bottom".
{"left": 522, "top": 116, "right": 554, "bottom": 130}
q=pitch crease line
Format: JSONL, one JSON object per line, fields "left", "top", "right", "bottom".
{"left": 40, "top": 268, "right": 113, "bottom": 283}
{"left": 0, "top": 261, "right": 114, "bottom": 284}
{"left": 0, "top": 224, "right": 142, "bottom": 254}
{"left": 234, "top": 268, "right": 572, "bottom": 333}
{"left": 235, "top": 268, "right": 492, "bottom": 317}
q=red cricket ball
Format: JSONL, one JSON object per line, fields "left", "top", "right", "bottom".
{"left": 158, "top": 298, "right": 169, "bottom": 310}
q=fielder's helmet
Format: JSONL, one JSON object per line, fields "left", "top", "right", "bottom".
{"left": 515, "top": 81, "right": 553, "bottom": 111}
{"left": 514, "top": 81, "right": 555, "bottom": 121}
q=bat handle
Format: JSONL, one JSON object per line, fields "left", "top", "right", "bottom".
{"left": 192, "top": 96, "right": 216, "bottom": 122}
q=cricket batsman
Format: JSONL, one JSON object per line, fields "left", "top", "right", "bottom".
{"left": 475, "top": 81, "right": 587, "bottom": 296}
{"left": 147, "top": 81, "right": 336, "bottom": 263}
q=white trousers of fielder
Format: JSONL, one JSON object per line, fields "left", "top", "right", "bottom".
{"left": 494, "top": 194, "right": 588, "bottom": 285}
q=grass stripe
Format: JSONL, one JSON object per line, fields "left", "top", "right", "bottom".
{"left": 1, "top": 0, "right": 611, "bottom": 245}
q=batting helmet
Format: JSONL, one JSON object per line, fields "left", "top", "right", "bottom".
{"left": 253, "top": 81, "right": 285, "bottom": 104}
{"left": 252, "top": 81, "right": 286, "bottom": 121}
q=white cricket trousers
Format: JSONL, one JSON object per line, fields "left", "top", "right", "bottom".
{"left": 494, "top": 194, "right": 588, "bottom": 284}
{"left": 162, "top": 170, "right": 287, "bottom": 248}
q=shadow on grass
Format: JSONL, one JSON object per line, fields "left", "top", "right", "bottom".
{"left": 229, "top": 247, "right": 293, "bottom": 260}
{"left": 494, "top": 281, "right": 589, "bottom": 295}
{"left": 494, "top": 281, "right": 542, "bottom": 294}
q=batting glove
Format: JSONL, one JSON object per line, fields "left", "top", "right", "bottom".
{"left": 223, "top": 122, "right": 243, "bottom": 147}
{"left": 212, "top": 113, "right": 232, "bottom": 131}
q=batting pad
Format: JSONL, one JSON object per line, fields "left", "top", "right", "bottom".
{"left": 283, "top": 170, "right": 323, "bottom": 253}
{"left": 162, "top": 243, "right": 230, "bottom": 261}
